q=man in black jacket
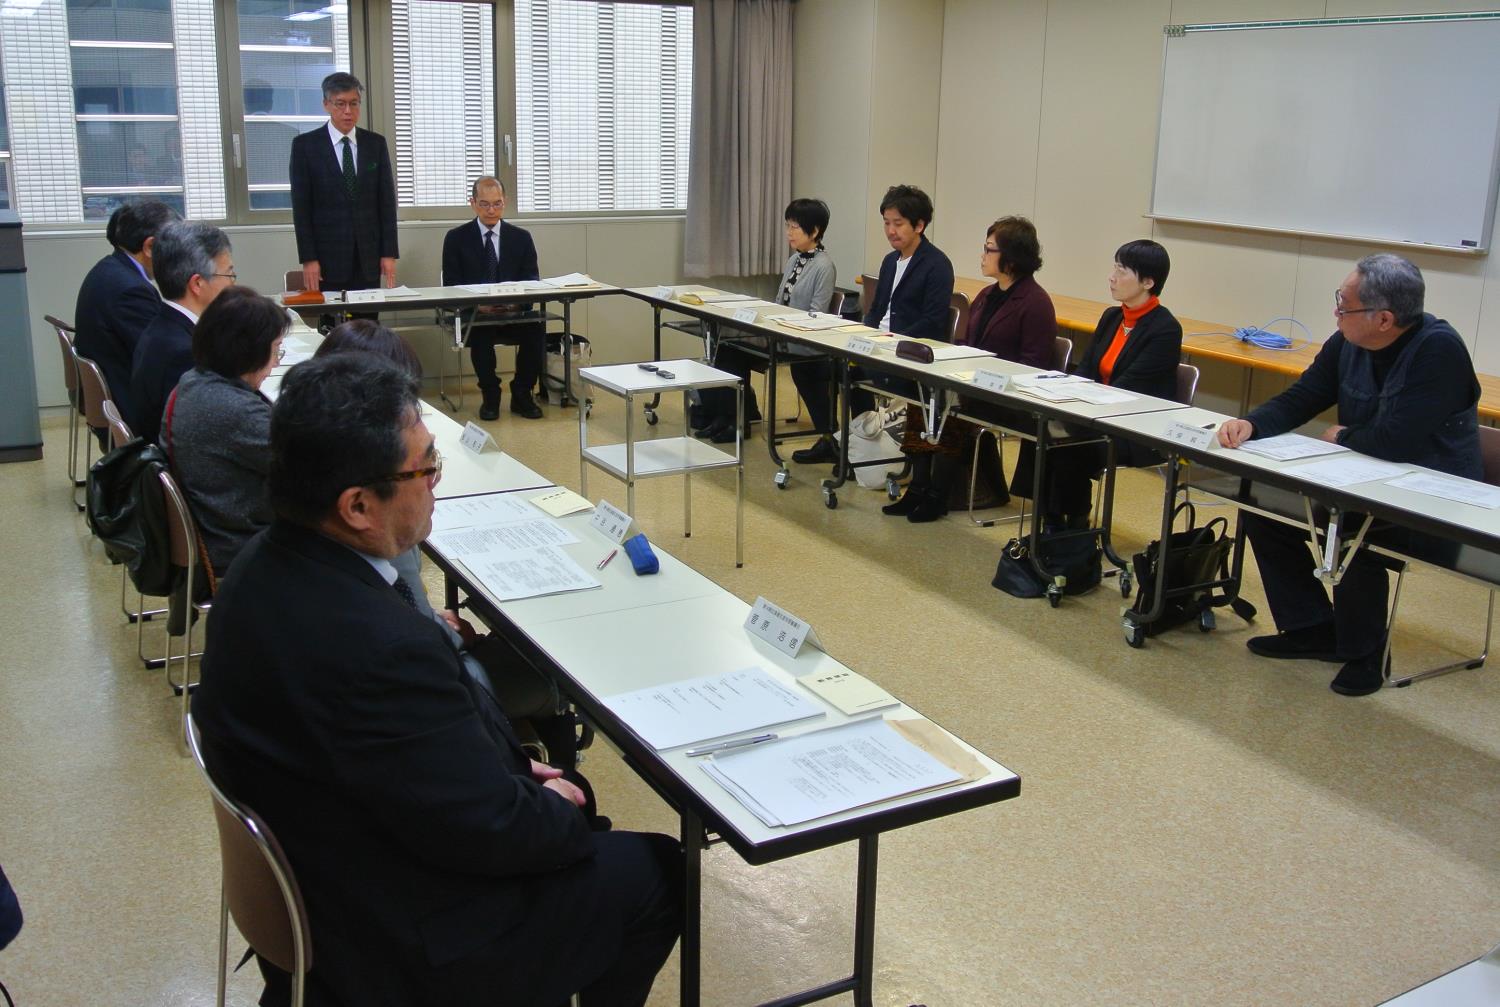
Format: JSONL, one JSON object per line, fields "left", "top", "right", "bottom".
{"left": 73, "top": 200, "right": 178, "bottom": 431}
{"left": 289, "top": 72, "right": 398, "bottom": 295}
{"left": 441, "top": 176, "right": 546, "bottom": 420}
{"left": 1218, "top": 254, "right": 1482, "bottom": 696}
{"left": 192, "top": 353, "right": 680, "bottom": 1006}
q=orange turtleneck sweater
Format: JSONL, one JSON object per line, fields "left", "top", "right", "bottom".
{"left": 1098, "top": 295, "right": 1160, "bottom": 385}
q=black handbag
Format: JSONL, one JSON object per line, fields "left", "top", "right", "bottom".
{"left": 1127, "top": 501, "right": 1233, "bottom": 636}
{"left": 992, "top": 532, "right": 1102, "bottom": 599}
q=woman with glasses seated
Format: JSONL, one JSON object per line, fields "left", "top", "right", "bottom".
{"left": 1018, "top": 239, "right": 1181, "bottom": 530}
{"left": 883, "top": 216, "right": 1057, "bottom": 522}
{"left": 694, "top": 198, "right": 838, "bottom": 444}
{"left": 161, "top": 286, "right": 288, "bottom": 577}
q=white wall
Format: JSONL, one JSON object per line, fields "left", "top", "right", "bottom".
{"left": 796, "top": 0, "right": 1500, "bottom": 414}
{"left": 24, "top": 216, "right": 686, "bottom": 409}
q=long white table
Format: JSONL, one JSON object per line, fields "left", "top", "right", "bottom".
{"left": 422, "top": 484, "right": 1021, "bottom": 1007}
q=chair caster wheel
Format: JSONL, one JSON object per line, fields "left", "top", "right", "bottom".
{"left": 1198, "top": 608, "right": 1216, "bottom": 632}
{"left": 1119, "top": 571, "right": 1133, "bottom": 598}
{"left": 1123, "top": 619, "right": 1145, "bottom": 648}
{"left": 644, "top": 408, "right": 658, "bottom": 426}
{"left": 774, "top": 468, "right": 789, "bottom": 489}
{"left": 823, "top": 490, "right": 838, "bottom": 509}
{"left": 1046, "top": 581, "right": 1063, "bottom": 608}
{"left": 885, "top": 475, "right": 900, "bottom": 501}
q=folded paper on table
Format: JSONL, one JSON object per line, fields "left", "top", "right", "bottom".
{"left": 601, "top": 666, "right": 824, "bottom": 751}
{"left": 529, "top": 487, "right": 594, "bottom": 518}
{"left": 1236, "top": 432, "right": 1348, "bottom": 461}
{"left": 797, "top": 667, "right": 899, "bottom": 717}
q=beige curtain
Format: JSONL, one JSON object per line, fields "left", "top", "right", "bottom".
{"left": 683, "top": 0, "right": 793, "bottom": 278}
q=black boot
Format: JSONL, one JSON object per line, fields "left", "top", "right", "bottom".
{"left": 479, "top": 387, "right": 500, "bottom": 421}
{"left": 882, "top": 486, "right": 923, "bottom": 516}
{"left": 907, "top": 489, "right": 949, "bottom": 523}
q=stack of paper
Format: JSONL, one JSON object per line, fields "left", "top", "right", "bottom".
{"left": 1387, "top": 471, "right": 1500, "bottom": 509}
{"left": 601, "top": 666, "right": 824, "bottom": 750}
{"left": 774, "top": 313, "right": 858, "bottom": 331}
{"left": 541, "top": 272, "right": 596, "bottom": 287}
{"left": 528, "top": 488, "right": 594, "bottom": 518}
{"left": 427, "top": 496, "right": 600, "bottom": 601}
{"left": 382, "top": 285, "right": 423, "bottom": 299}
{"left": 1286, "top": 454, "right": 1408, "bottom": 488}
{"left": 701, "top": 718, "right": 965, "bottom": 827}
{"left": 1236, "top": 433, "right": 1347, "bottom": 461}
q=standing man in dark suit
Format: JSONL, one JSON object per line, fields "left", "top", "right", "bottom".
{"left": 192, "top": 353, "right": 681, "bottom": 1006}
{"left": 73, "top": 199, "right": 178, "bottom": 430}
{"left": 441, "top": 175, "right": 545, "bottom": 420}
{"left": 289, "top": 72, "right": 398, "bottom": 296}
{"left": 128, "top": 222, "right": 236, "bottom": 444}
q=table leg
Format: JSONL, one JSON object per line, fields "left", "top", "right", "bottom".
{"left": 561, "top": 299, "right": 575, "bottom": 408}
{"left": 681, "top": 809, "right": 703, "bottom": 1007}
{"left": 736, "top": 384, "right": 745, "bottom": 567}
{"left": 766, "top": 338, "right": 787, "bottom": 471}
{"left": 684, "top": 388, "right": 693, "bottom": 539}
{"left": 1239, "top": 367, "right": 1252, "bottom": 415}
{"left": 851, "top": 834, "right": 879, "bottom": 1007}
{"left": 626, "top": 392, "right": 636, "bottom": 517}
{"left": 579, "top": 383, "right": 589, "bottom": 497}
{"left": 820, "top": 362, "right": 853, "bottom": 499}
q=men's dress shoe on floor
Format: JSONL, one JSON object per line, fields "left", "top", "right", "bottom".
{"left": 710, "top": 421, "right": 742, "bottom": 445}
{"left": 479, "top": 397, "right": 500, "bottom": 421}
{"left": 792, "top": 435, "right": 838, "bottom": 465}
{"left": 907, "top": 494, "right": 948, "bottom": 523}
{"left": 1330, "top": 654, "right": 1387, "bottom": 696}
{"left": 882, "top": 489, "right": 921, "bottom": 516}
{"left": 510, "top": 394, "right": 543, "bottom": 419}
{"left": 1245, "top": 623, "right": 1339, "bottom": 662}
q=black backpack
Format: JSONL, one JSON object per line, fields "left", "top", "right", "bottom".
{"left": 85, "top": 437, "right": 179, "bottom": 598}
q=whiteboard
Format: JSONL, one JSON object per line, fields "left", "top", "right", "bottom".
{"left": 1149, "top": 15, "right": 1500, "bottom": 253}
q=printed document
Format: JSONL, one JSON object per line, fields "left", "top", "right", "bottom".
{"left": 1287, "top": 454, "right": 1408, "bottom": 487}
{"left": 1235, "top": 433, "right": 1348, "bottom": 461}
{"left": 775, "top": 313, "right": 860, "bottom": 331}
{"left": 429, "top": 520, "right": 577, "bottom": 557}
{"left": 381, "top": 284, "right": 423, "bottom": 298}
{"left": 529, "top": 488, "right": 594, "bottom": 518}
{"left": 701, "top": 718, "right": 964, "bottom": 827}
{"left": 1386, "top": 471, "right": 1500, "bottom": 509}
{"left": 431, "top": 494, "right": 537, "bottom": 533}
{"left": 541, "top": 272, "right": 596, "bottom": 287}
{"left": 601, "top": 666, "right": 824, "bottom": 751}
{"left": 457, "top": 548, "right": 600, "bottom": 602}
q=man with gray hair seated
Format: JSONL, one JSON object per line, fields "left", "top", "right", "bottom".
{"left": 128, "top": 220, "right": 236, "bottom": 444}
{"left": 1217, "top": 253, "right": 1481, "bottom": 696}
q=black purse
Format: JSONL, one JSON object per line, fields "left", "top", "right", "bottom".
{"left": 992, "top": 532, "right": 1102, "bottom": 599}
{"left": 1127, "top": 501, "right": 1233, "bottom": 636}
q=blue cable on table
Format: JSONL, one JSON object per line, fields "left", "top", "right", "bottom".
{"left": 1221, "top": 316, "right": 1313, "bottom": 350}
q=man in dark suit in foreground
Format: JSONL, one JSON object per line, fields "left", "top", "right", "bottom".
{"left": 127, "top": 222, "right": 235, "bottom": 444}
{"left": 191, "top": 353, "right": 681, "bottom": 1007}
{"left": 73, "top": 199, "right": 178, "bottom": 430}
{"left": 289, "top": 72, "right": 398, "bottom": 295}
{"left": 442, "top": 176, "right": 546, "bottom": 419}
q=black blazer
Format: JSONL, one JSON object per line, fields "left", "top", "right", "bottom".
{"left": 1075, "top": 303, "right": 1184, "bottom": 466}
{"left": 128, "top": 305, "right": 196, "bottom": 445}
{"left": 961, "top": 276, "right": 1057, "bottom": 369}
{"left": 863, "top": 237, "right": 955, "bottom": 342}
{"left": 192, "top": 522, "right": 595, "bottom": 1006}
{"left": 289, "top": 125, "right": 399, "bottom": 288}
{"left": 441, "top": 219, "right": 539, "bottom": 286}
{"left": 73, "top": 249, "right": 161, "bottom": 423}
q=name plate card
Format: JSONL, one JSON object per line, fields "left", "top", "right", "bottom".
{"left": 458, "top": 421, "right": 497, "bottom": 454}
{"left": 590, "top": 499, "right": 634, "bottom": 543}
{"left": 971, "top": 370, "right": 1011, "bottom": 394}
{"left": 846, "top": 335, "right": 878, "bottom": 355}
{"left": 345, "top": 288, "right": 385, "bottom": 304}
{"left": 731, "top": 306, "right": 759, "bottom": 325}
{"left": 744, "top": 596, "right": 824, "bottom": 658}
{"left": 652, "top": 285, "right": 675, "bottom": 300}
{"left": 1161, "top": 420, "right": 1217, "bottom": 451}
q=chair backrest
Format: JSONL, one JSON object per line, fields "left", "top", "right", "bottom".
{"left": 1479, "top": 426, "right": 1500, "bottom": 487}
{"left": 284, "top": 269, "right": 305, "bottom": 294}
{"left": 945, "top": 305, "right": 961, "bottom": 343}
{"left": 859, "top": 273, "right": 877, "bottom": 318}
{"left": 49, "top": 316, "right": 81, "bottom": 404}
{"left": 1052, "top": 336, "right": 1073, "bottom": 372}
{"left": 1174, "top": 362, "right": 1201, "bottom": 406}
{"left": 826, "top": 290, "right": 846, "bottom": 317}
{"left": 73, "top": 356, "right": 115, "bottom": 430}
{"left": 157, "top": 468, "right": 199, "bottom": 570}
{"left": 185, "top": 715, "right": 314, "bottom": 983}
{"left": 949, "top": 290, "right": 970, "bottom": 342}
{"left": 101, "top": 400, "right": 134, "bottom": 451}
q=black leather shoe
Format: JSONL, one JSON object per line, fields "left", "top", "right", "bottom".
{"left": 1246, "top": 623, "right": 1339, "bottom": 661}
{"left": 907, "top": 492, "right": 949, "bottom": 523}
{"left": 509, "top": 382, "right": 542, "bottom": 419}
{"left": 1330, "top": 654, "right": 1387, "bottom": 696}
{"left": 478, "top": 392, "right": 500, "bottom": 421}
{"left": 882, "top": 488, "right": 921, "bottom": 516}
{"left": 792, "top": 435, "right": 838, "bottom": 465}
{"left": 710, "top": 420, "right": 741, "bottom": 445}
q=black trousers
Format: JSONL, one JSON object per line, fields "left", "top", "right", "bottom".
{"left": 470, "top": 318, "right": 545, "bottom": 396}
{"left": 1011, "top": 440, "right": 1106, "bottom": 519}
{"left": 1242, "top": 511, "right": 1403, "bottom": 661}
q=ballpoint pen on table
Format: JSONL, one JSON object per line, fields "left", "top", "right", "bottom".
{"left": 597, "top": 549, "right": 617, "bottom": 570}
{"left": 685, "top": 733, "right": 778, "bottom": 757}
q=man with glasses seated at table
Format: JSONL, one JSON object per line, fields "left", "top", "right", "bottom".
{"left": 1217, "top": 253, "right": 1481, "bottom": 696}
{"left": 289, "top": 72, "right": 398, "bottom": 298}
{"left": 192, "top": 352, "right": 682, "bottom": 1007}
{"left": 127, "top": 221, "right": 236, "bottom": 445}
{"left": 441, "top": 175, "right": 546, "bottom": 420}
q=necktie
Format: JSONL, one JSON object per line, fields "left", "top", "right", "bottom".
{"left": 392, "top": 575, "right": 418, "bottom": 609}
{"left": 484, "top": 229, "right": 499, "bottom": 282}
{"left": 340, "top": 136, "right": 356, "bottom": 198}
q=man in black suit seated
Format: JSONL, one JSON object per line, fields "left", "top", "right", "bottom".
{"left": 289, "top": 71, "right": 398, "bottom": 296}
{"left": 127, "top": 222, "right": 235, "bottom": 444}
{"left": 441, "top": 176, "right": 546, "bottom": 420}
{"left": 191, "top": 353, "right": 682, "bottom": 1007}
{"left": 73, "top": 199, "right": 178, "bottom": 436}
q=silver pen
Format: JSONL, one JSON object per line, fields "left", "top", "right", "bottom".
{"left": 685, "top": 733, "right": 777, "bottom": 757}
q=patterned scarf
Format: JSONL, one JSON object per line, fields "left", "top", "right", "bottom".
{"left": 778, "top": 246, "right": 822, "bottom": 306}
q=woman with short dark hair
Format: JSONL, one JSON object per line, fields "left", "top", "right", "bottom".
{"left": 161, "top": 285, "right": 289, "bottom": 575}
{"left": 315, "top": 317, "right": 424, "bottom": 378}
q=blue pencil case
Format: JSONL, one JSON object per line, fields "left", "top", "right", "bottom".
{"left": 622, "top": 533, "right": 659, "bottom": 575}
